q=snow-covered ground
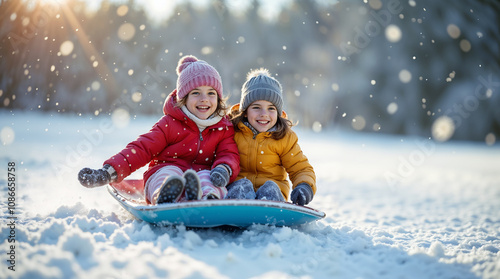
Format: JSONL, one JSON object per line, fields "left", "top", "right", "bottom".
{"left": 1, "top": 110, "right": 499, "bottom": 279}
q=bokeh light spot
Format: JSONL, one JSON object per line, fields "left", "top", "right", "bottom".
{"left": 1, "top": 126, "right": 15, "bottom": 145}
{"left": 485, "top": 133, "right": 496, "bottom": 146}
{"left": 387, "top": 102, "right": 398, "bottom": 115}
{"left": 118, "top": 23, "right": 136, "bottom": 41}
{"left": 117, "top": 5, "right": 129, "bottom": 17}
{"left": 447, "top": 24, "right": 461, "bottom": 39}
{"left": 399, "top": 69, "right": 412, "bottom": 83}
{"left": 60, "top": 41, "right": 74, "bottom": 56}
{"left": 132, "top": 92, "right": 142, "bottom": 103}
{"left": 312, "top": 121, "right": 322, "bottom": 133}
{"left": 352, "top": 115, "right": 366, "bottom": 131}
{"left": 432, "top": 116, "right": 455, "bottom": 142}
{"left": 385, "top": 24, "right": 402, "bottom": 43}
{"left": 91, "top": 81, "right": 101, "bottom": 91}
{"left": 460, "top": 39, "right": 471, "bottom": 52}
{"left": 112, "top": 108, "right": 130, "bottom": 128}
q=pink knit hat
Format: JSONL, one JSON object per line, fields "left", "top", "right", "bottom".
{"left": 176, "top": 55, "right": 223, "bottom": 101}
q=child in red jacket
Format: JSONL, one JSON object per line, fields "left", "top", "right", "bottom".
{"left": 78, "top": 56, "right": 240, "bottom": 204}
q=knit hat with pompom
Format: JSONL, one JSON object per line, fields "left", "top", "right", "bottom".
{"left": 176, "top": 55, "right": 223, "bottom": 101}
{"left": 240, "top": 68, "right": 283, "bottom": 115}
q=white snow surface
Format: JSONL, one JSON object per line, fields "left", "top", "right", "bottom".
{"left": 1, "top": 111, "right": 499, "bottom": 279}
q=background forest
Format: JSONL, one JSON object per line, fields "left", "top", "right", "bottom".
{"left": 1, "top": 0, "right": 499, "bottom": 142}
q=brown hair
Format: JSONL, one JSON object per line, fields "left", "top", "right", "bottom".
{"left": 229, "top": 108, "right": 294, "bottom": 140}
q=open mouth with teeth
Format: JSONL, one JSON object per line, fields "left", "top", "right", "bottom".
{"left": 251, "top": 119, "right": 273, "bottom": 132}
{"left": 197, "top": 106, "right": 211, "bottom": 112}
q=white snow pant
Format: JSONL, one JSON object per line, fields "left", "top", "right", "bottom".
{"left": 144, "top": 165, "right": 227, "bottom": 203}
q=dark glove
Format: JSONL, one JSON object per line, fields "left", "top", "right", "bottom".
{"left": 290, "top": 183, "right": 313, "bottom": 206}
{"left": 210, "top": 165, "right": 230, "bottom": 188}
{"left": 78, "top": 164, "right": 116, "bottom": 188}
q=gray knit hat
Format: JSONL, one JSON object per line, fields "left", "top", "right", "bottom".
{"left": 240, "top": 68, "right": 283, "bottom": 115}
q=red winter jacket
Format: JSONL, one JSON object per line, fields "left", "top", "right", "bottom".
{"left": 104, "top": 90, "right": 240, "bottom": 184}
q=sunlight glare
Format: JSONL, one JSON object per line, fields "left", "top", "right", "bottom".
{"left": 136, "top": 0, "right": 177, "bottom": 23}
{"left": 38, "top": 0, "right": 67, "bottom": 6}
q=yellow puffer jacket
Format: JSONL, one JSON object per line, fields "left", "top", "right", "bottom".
{"left": 233, "top": 118, "right": 316, "bottom": 201}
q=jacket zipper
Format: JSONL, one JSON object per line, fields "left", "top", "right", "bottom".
{"left": 195, "top": 131, "right": 203, "bottom": 159}
{"left": 249, "top": 135, "right": 259, "bottom": 185}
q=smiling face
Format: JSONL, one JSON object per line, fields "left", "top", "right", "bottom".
{"left": 245, "top": 100, "right": 278, "bottom": 133}
{"left": 185, "top": 86, "right": 218, "bottom": 119}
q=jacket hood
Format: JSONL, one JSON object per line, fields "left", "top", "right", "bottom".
{"left": 163, "top": 90, "right": 181, "bottom": 117}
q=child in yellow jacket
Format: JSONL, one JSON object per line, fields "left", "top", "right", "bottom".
{"left": 226, "top": 68, "right": 316, "bottom": 205}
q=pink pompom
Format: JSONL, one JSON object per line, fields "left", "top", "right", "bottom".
{"left": 176, "top": 55, "right": 199, "bottom": 75}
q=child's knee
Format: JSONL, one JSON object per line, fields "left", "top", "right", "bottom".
{"left": 256, "top": 181, "right": 285, "bottom": 202}
{"left": 226, "top": 179, "right": 256, "bottom": 199}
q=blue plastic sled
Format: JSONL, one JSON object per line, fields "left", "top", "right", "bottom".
{"left": 107, "top": 179, "right": 325, "bottom": 228}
